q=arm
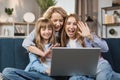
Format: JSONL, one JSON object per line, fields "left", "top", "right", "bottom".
{"left": 28, "top": 53, "right": 48, "bottom": 74}
{"left": 22, "top": 30, "right": 45, "bottom": 57}
{"left": 84, "top": 34, "right": 109, "bottom": 52}
{"left": 77, "top": 21, "right": 109, "bottom": 52}
{"left": 91, "top": 35, "right": 109, "bottom": 52}
{"left": 29, "top": 44, "right": 60, "bottom": 74}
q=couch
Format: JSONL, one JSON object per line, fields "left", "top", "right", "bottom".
{"left": 0, "top": 38, "right": 29, "bottom": 72}
{"left": 0, "top": 38, "right": 120, "bottom": 73}
{"left": 102, "top": 38, "right": 120, "bottom": 73}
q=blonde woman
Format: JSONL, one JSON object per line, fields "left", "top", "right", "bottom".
{"left": 0, "top": 6, "right": 67, "bottom": 80}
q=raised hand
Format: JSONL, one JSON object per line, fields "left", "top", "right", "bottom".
{"left": 77, "top": 21, "right": 91, "bottom": 37}
{"left": 77, "top": 21, "right": 93, "bottom": 41}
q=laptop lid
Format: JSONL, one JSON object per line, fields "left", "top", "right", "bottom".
{"left": 50, "top": 47, "right": 100, "bottom": 76}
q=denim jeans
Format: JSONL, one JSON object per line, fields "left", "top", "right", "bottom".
{"left": 96, "top": 60, "right": 120, "bottom": 80}
{"left": 69, "top": 59, "right": 120, "bottom": 80}
{"left": 2, "top": 67, "right": 55, "bottom": 80}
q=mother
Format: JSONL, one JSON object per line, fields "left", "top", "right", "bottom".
{"left": 1, "top": 6, "right": 67, "bottom": 80}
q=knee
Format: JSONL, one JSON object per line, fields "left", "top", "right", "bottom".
{"left": 97, "top": 61, "right": 112, "bottom": 73}
{"left": 96, "top": 70, "right": 112, "bottom": 80}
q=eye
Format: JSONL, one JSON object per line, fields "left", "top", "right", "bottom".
{"left": 66, "top": 22, "right": 71, "bottom": 25}
{"left": 59, "top": 19, "right": 63, "bottom": 22}
{"left": 53, "top": 19, "right": 57, "bottom": 22}
{"left": 41, "top": 27, "right": 46, "bottom": 31}
{"left": 48, "top": 27, "right": 52, "bottom": 30}
{"left": 73, "top": 22, "right": 77, "bottom": 26}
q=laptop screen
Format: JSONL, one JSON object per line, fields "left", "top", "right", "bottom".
{"left": 50, "top": 47, "right": 100, "bottom": 76}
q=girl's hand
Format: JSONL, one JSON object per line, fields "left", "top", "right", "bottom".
{"left": 44, "top": 44, "right": 53, "bottom": 58}
{"left": 77, "top": 21, "right": 93, "bottom": 41}
{"left": 44, "top": 43, "right": 60, "bottom": 58}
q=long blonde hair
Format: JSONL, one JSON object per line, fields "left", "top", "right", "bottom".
{"left": 61, "top": 14, "right": 85, "bottom": 47}
{"left": 43, "top": 6, "right": 67, "bottom": 20}
{"left": 43, "top": 6, "right": 67, "bottom": 44}
{"left": 34, "top": 18, "right": 56, "bottom": 51}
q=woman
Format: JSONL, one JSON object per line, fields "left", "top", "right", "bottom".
{"left": 0, "top": 6, "right": 67, "bottom": 80}
{"left": 61, "top": 14, "right": 120, "bottom": 80}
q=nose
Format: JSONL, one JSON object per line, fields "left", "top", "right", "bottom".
{"left": 45, "top": 29, "right": 49, "bottom": 33}
{"left": 56, "top": 21, "right": 60, "bottom": 26}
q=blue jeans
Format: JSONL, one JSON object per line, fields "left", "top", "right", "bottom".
{"left": 2, "top": 67, "right": 55, "bottom": 80}
{"left": 69, "top": 59, "right": 120, "bottom": 80}
{"left": 96, "top": 61, "right": 120, "bottom": 80}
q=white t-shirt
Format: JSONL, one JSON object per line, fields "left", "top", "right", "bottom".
{"left": 69, "top": 39, "right": 77, "bottom": 48}
{"left": 42, "top": 44, "right": 51, "bottom": 69}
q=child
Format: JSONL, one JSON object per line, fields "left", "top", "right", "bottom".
{"left": 1, "top": 18, "right": 58, "bottom": 80}
{"left": 25, "top": 17, "right": 58, "bottom": 75}
{"left": 61, "top": 14, "right": 120, "bottom": 80}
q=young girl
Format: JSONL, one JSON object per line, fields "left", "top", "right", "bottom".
{"left": 25, "top": 17, "right": 58, "bottom": 75}
{"left": 61, "top": 14, "right": 120, "bottom": 80}
{"left": 1, "top": 18, "right": 57, "bottom": 80}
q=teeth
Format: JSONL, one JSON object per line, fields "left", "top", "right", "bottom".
{"left": 68, "top": 29, "right": 74, "bottom": 33}
{"left": 45, "top": 34, "right": 50, "bottom": 37}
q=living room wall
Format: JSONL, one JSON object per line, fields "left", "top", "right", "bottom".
{"left": 0, "top": 0, "right": 75, "bottom": 22}
{"left": 0, "top": 0, "right": 40, "bottom": 22}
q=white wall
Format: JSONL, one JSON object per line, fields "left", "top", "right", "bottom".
{"left": 0, "top": 0, "right": 40, "bottom": 22}
{"left": 0, "top": 0, "right": 76, "bottom": 22}
{"left": 56, "top": 0, "right": 75, "bottom": 14}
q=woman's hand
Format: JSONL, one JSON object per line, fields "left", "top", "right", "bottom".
{"left": 77, "top": 21, "right": 93, "bottom": 41}
{"left": 53, "top": 43, "right": 60, "bottom": 47}
{"left": 45, "top": 68, "right": 50, "bottom": 75}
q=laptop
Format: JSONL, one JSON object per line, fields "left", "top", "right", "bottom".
{"left": 50, "top": 47, "right": 100, "bottom": 76}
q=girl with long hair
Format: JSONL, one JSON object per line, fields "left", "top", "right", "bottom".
{"left": 61, "top": 14, "right": 120, "bottom": 80}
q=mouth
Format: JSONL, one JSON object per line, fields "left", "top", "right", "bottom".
{"left": 68, "top": 29, "right": 75, "bottom": 35}
{"left": 44, "top": 34, "right": 51, "bottom": 38}
{"left": 55, "top": 27, "right": 61, "bottom": 31}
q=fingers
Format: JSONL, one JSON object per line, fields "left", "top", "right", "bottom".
{"left": 53, "top": 43, "right": 60, "bottom": 47}
{"left": 45, "top": 68, "right": 50, "bottom": 75}
{"left": 49, "top": 44, "right": 54, "bottom": 50}
{"left": 77, "top": 21, "right": 91, "bottom": 37}
{"left": 77, "top": 21, "right": 84, "bottom": 31}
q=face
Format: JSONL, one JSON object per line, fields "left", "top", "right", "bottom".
{"left": 50, "top": 12, "right": 64, "bottom": 32}
{"left": 40, "top": 27, "right": 52, "bottom": 43}
{"left": 65, "top": 17, "right": 78, "bottom": 40}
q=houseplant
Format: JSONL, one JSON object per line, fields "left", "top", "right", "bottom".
{"left": 4, "top": 8, "right": 14, "bottom": 22}
{"left": 36, "top": 0, "right": 57, "bottom": 15}
{"left": 5, "top": 8, "right": 14, "bottom": 15}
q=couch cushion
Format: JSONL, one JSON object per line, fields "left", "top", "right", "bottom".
{"left": 102, "top": 38, "right": 120, "bottom": 73}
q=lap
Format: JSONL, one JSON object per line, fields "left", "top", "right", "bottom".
{"left": 2, "top": 67, "right": 54, "bottom": 80}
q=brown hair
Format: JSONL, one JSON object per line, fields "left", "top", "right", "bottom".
{"left": 43, "top": 6, "right": 67, "bottom": 44}
{"left": 43, "top": 6, "right": 67, "bottom": 20}
{"left": 61, "top": 14, "right": 85, "bottom": 47}
{"left": 35, "top": 17, "right": 56, "bottom": 51}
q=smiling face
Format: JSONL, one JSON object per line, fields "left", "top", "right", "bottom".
{"left": 65, "top": 16, "right": 78, "bottom": 40}
{"left": 40, "top": 26, "right": 52, "bottom": 43}
{"left": 50, "top": 12, "right": 64, "bottom": 32}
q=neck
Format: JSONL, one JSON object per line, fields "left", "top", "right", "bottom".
{"left": 43, "top": 39, "right": 49, "bottom": 44}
